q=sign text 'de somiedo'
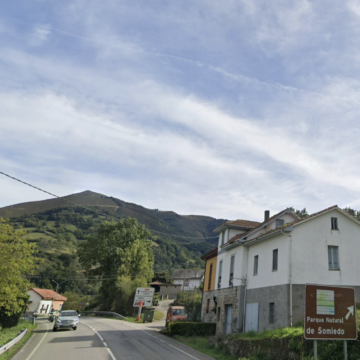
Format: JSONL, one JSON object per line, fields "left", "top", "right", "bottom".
{"left": 305, "top": 284, "right": 357, "bottom": 340}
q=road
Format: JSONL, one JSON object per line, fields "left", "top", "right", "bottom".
{"left": 12, "top": 316, "right": 214, "bottom": 360}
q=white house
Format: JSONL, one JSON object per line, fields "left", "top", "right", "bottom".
{"left": 27, "top": 288, "right": 67, "bottom": 314}
{"left": 203, "top": 206, "right": 360, "bottom": 335}
{"left": 172, "top": 269, "right": 205, "bottom": 290}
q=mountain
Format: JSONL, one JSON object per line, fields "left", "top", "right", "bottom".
{"left": 0, "top": 191, "right": 226, "bottom": 294}
{"left": 0, "top": 190, "right": 226, "bottom": 239}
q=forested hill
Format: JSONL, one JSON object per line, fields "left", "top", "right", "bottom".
{"left": 0, "top": 191, "right": 226, "bottom": 294}
{"left": 0, "top": 190, "right": 226, "bottom": 239}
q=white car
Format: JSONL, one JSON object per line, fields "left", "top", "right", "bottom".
{"left": 53, "top": 310, "right": 80, "bottom": 331}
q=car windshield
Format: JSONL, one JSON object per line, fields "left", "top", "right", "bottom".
{"left": 172, "top": 309, "right": 185, "bottom": 315}
{"left": 60, "top": 311, "right": 78, "bottom": 317}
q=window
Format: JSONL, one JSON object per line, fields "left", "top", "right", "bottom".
{"left": 269, "top": 303, "right": 275, "bottom": 323}
{"left": 208, "top": 264, "right": 213, "bottom": 290}
{"left": 184, "top": 280, "right": 189, "bottom": 287}
{"left": 206, "top": 299, "right": 210, "bottom": 313}
{"left": 220, "top": 232, "right": 224, "bottom": 245}
{"left": 218, "top": 260, "right": 223, "bottom": 289}
{"left": 328, "top": 246, "right": 340, "bottom": 270}
{"left": 331, "top": 217, "right": 338, "bottom": 230}
{"left": 254, "top": 255, "right": 258, "bottom": 275}
{"left": 272, "top": 249, "right": 278, "bottom": 271}
{"left": 276, "top": 219, "right": 285, "bottom": 228}
{"left": 229, "top": 255, "right": 235, "bottom": 286}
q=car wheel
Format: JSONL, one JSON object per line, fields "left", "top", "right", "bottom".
{"left": 73, "top": 327, "right": 77, "bottom": 330}
{"left": 53, "top": 327, "right": 57, "bottom": 332}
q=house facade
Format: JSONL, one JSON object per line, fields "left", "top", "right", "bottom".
{"left": 149, "top": 281, "right": 182, "bottom": 300}
{"left": 202, "top": 207, "right": 360, "bottom": 336}
{"left": 201, "top": 247, "right": 218, "bottom": 323}
{"left": 27, "top": 288, "right": 67, "bottom": 314}
{"left": 172, "top": 269, "right": 205, "bottom": 290}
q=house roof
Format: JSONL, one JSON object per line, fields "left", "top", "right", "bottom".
{"left": 30, "top": 288, "right": 67, "bottom": 301}
{"left": 201, "top": 247, "right": 218, "bottom": 260}
{"left": 213, "top": 219, "right": 261, "bottom": 233}
{"left": 243, "top": 205, "right": 360, "bottom": 247}
{"left": 172, "top": 269, "right": 205, "bottom": 279}
{"left": 222, "top": 208, "right": 299, "bottom": 248}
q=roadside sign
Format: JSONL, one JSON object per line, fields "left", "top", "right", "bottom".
{"left": 133, "top": 287, "right": 155, "bottom": 307}
{"left": 305, "top": 284, "right": 357, "bottom": 340}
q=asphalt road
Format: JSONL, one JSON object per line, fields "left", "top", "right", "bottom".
{"left": 12, "top": 317, "right": 215, "bottom": 360}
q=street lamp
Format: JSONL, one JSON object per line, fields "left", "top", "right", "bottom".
{"left": 51, "top": 279, "right": 67, "bottom": 312}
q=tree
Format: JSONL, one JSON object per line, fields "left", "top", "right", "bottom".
{"left": 174, "top": 290, "right": 202, "bottom": 321}
{"left": 152, "top": 271, "right": 172, "bottom": 284}
{"left": 78, "top": 218, "right": 154, "bottom": 311}
{"left": 289, "top": 207, "right": 309, "bottom": 219}
{"left": 0, "top": 219, "right": 41, "bottom": 327}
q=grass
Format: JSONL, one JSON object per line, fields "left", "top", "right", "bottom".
{"left": 0, "top": 320, "right": 37, "bottom": 360}
{"left": 229, "top": 326, "right": 304, "bottom": 340}
{"left": 124, "top": 310, "right": 164, "bottom": 323}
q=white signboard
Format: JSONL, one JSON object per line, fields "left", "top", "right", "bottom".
{"left": 133, "top": 287, "right": 155, "bottom": 307}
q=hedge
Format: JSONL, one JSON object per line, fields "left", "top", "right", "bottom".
{"left": 168, "top": 322, "right": 216, "bottom": 337}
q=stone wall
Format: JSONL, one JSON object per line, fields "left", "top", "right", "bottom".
{"left": 246, "top": 284, "right": 290, "bottom": 332}
{"left": 209, "top": 335, "right": 312, "bottom": 360}
{"left": 201, "top": 286, "right": 246, "bottom": 336}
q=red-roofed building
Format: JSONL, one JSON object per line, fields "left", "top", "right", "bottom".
{"left": 27, "top": 288, "right": 67, "bottom": 314}
{"left": 201, "top": 207, "right": 360, "bottom": 336}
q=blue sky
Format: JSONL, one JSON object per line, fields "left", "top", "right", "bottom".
{"left": 1, "top": 0, "right": 360, "bottom": 221}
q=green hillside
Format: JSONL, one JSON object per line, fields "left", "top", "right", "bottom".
{"left": 0, "top": 191, "right": 226, "bottom": 295}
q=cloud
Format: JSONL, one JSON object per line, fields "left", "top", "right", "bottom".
{"left": 28, "top": 23, "right": 51, "bottom": 46}
{"left": 1, "top": 1, "right": 360, "bottom": 220}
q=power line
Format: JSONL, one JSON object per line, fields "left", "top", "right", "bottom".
{"left": 0, "top": 171, "right": 219, "bottom": 240}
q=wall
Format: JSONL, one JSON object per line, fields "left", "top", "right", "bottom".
{"left": 158, "top": 285, "right": 182, "bottom": 299}
{"left": 203, "top": 286, "right": 246, "bottom": 336}
{"left": 173, "top": 279, "right": 201, "bottom": 291}
{"left": 203, "top": 256, "right": 217, "bottom": 291}
{"left": 216, "top": 246, "right": 245, "bottom": 290}
{"left": 246, "top": 234, "right": 290, "bottom": 290}
{"left": 53, "top": 300, "right": 65, "bottom": 311}
{"left": 246, "top": 284, "right": 290, "bottom": 331}
{"left": 201, "top": 289, "right": 217, "bottom": 323}
{"left": 27, "top": 291, "right": 41, "bottom": 312}
{"left": 37, "top": 300, "right": 53, "bottom": 314}
{"left": 291, "top": 210, "right": 360, "bottom": 286}
{"left": 218, "top": 229, "right": 246, "bottom": 249}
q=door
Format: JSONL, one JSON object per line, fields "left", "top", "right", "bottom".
{"left": 225, "top": 305, "right": 232, "bottom": 335}
{"left": 245, "top": 303, "right": 259, "bottom": 332}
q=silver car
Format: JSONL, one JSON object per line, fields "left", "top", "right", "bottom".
{"left": 53, "top": 310, "right": 80, "bottom": 331}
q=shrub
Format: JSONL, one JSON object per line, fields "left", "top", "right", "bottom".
{"left": 168, "top": 322, "right": 216, "bottom": 337}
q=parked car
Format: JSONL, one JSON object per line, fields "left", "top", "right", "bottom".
{"left": 53, "top": 310, "right": 80, "bottom": 331}
{"left": 165, "top": 306, "right": 187, "bottom": 327}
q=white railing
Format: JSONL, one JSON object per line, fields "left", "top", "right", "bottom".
{"left": 0, "top": 329, "right": 28, "bottom": 355}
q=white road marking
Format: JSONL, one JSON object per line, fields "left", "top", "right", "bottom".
{"left": 107, "top": 348, "right": 116, "bottom": 360}
{"left": 81, "top": 321, "right": 116, "bottom": 359}
{"left": 25, "top": 324, "right": 49, "bottom": 360}
{"left": 84, "top": 319, "right": 200, "bottom": 360}
{"left": 96, "top": 332, "right": 104, "bottom": 341}
{"left": 141, "top": 330, "right": 200, "bottom": 359}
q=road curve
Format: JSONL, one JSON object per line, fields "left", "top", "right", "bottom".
{"left": 12, "top": 317, "right": 214, "bottom": 360}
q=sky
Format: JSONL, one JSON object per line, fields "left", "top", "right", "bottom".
{"left": 1, "top": 1, "right": 360, "bottom": 222}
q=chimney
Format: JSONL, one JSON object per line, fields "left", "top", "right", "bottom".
{"left": 264, "top": 210, "right": 270, "bottom": 221}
